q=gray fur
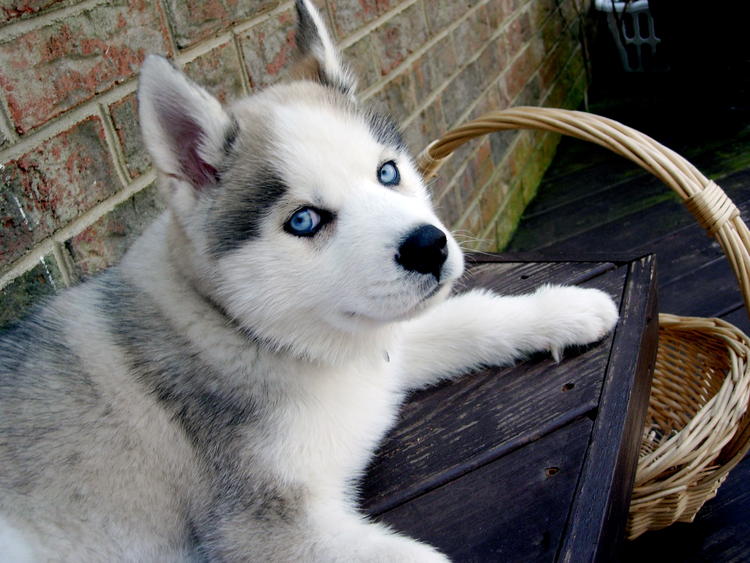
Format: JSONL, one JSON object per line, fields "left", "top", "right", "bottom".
{"left": 0, "top": 4, "right": 444, "bottom": 561}
{"left": 366, "top": 110, "right": 406, "bottom": 151}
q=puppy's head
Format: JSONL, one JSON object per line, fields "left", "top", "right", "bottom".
{"left": 137, "top": 0, "right": 464, "bottom": 357}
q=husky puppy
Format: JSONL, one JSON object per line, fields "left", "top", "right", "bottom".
{"left": 0, "top": 1, "right": 618, "bottom": 561}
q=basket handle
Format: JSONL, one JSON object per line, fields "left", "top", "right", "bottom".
{"left": 418, "top": 106, "right": 750, "bottom": 315}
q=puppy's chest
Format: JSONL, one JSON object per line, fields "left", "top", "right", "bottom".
{"left": 259, "top": 361, "right": 404, "bottom": 480}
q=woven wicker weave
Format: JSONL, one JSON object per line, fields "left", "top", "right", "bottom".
{"left": 417, "top": 107, "right": 750, "bottom": 539}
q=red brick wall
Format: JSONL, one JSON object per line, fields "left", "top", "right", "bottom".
{"left": 0, "top": 0, "right": 591, "bottom": 326}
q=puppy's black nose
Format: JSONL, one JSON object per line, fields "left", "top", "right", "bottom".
{"left": 395, "top": 224, "right": 448, "bottom": 280}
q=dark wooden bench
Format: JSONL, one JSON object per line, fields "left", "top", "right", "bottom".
{"left": 361, "top": 254, "right": 659, "bottom": 562}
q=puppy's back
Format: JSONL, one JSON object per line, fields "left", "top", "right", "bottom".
{"left": 0, "top": 274, "right": 200, "bottom": 561}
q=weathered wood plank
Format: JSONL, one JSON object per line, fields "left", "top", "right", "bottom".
{"left": 558, "top": 255, "right": 659, "bottom": 563}
{"left": 659, "top": 258, "right": 743, "bottom": 318}
{"left": 510, "top": 167, "right": 750, "bottom": 256}
{"left": 457, "top": 260, "right": 617, "bottom": 296}
{"left": 360, "top": 263, "right": 628, "bottom": 516}
{"left": 519, "top": 127, "right": 750, "bottom": 219}
{"left": 507, "top": 174, "right": 679, "bottom": 252}
{"left": 376, "top": 418, "right": 594, "bottom": 563}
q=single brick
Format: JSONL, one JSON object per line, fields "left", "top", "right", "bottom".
{"left": 368, "top": 71, "right": 417, "bottom": 125}
{"left": 182, "top": 40, "right": 246, "bottom": 104}
{"left": 0, "top": 0, "right": 71, "bottom": 24}
{"left": 0, "top": 0, "right": 172, "bottom": 134}
{"left": 327, "top": 0, "right": 380, "bottom": 39}
{"left": 0, "top": 252, "right": 65, "bottom": 329}
{"left": 0, "top": 116, "right": 120, "bottom": 266}
{"left": 238, "top": 7, "right": 296, "bottom": 90}
{"left": 66, "top": 181, "right": 164, "bottom": 278}
{"left": 109, "top": 92, "right": 150, "bottom": 179}
{"left": 372, "top": 1, "right": 429, "bottom": 76}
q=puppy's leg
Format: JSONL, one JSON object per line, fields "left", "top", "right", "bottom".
{"left": 305, "top": 502, "right": 449, "bottom": 563}
{"left": 202, "top": 496, "right": 448, "bottom": 562}
{"left": 398, "top": 285, "right": 619, "bottom": 390}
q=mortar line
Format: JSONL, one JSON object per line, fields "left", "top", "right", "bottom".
{"left": 175, "top": 31, "right": 236, "bottom": 66}
{"left": 154, "top": 0, "right": 179, "bottom": 56}
{"left": 96, "top": 103, "right": 132, "bottom": 189}
{"left": 51, "top": 242, "right": 73, "bottom": 287}
{"left": 231, "top": 32, "right": 253, "bottom": 95}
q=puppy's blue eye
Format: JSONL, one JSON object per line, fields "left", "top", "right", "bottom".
{"left": 378, "top": 161, "right": 400, "bottom": 186}
{"left": 285, "top": 207, "right": 323, "bottom": 237}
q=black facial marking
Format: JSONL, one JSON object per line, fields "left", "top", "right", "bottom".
{"left": 367, "top": 111, "right": 406, "bottom": 151}
{"left": 222, "top": 117, "right": 240, "bottom": 157}
{"left": 209, "top": 170, "right": 289, "bottom": 255}
{"left": 294, "top": 0, "right": 318, "bottom": 57}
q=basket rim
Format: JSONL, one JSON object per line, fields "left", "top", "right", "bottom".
{"left": 418, "top": 106, "right": 750, "bottom": 537}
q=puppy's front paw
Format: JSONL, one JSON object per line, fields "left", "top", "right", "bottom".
{"left": 358, "top": 534, "right": 450, "bottom": 563}
{"left": 534, "top": 285, "right": 619, "bottom": 361}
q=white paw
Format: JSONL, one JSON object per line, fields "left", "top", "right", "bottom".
{"left": 358, "top": 534, "right": 450, "bottom": 563}
{"left": 533, "top": 285, "right": 619, "bottom": 361}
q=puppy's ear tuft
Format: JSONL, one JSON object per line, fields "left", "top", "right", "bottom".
{"left": 137, "top": 55, "right": 233, "bottom": 192}
{"left": 292, "top": 0, "right": 356, "bottom": 97}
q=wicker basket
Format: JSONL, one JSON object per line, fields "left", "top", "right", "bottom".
{"left": 417, "top": 107, "right": 750, "bottom": 539}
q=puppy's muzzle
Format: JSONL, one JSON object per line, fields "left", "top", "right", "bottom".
{"left": 395, "top": 224, "right": 448, "bottom": 281}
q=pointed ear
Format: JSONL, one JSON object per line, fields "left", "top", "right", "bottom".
{"left": 291, "top": 0, "right": 356, "bottom": 97}
{"left": 137, "top": 55, "right": 234, "bottom": 191}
